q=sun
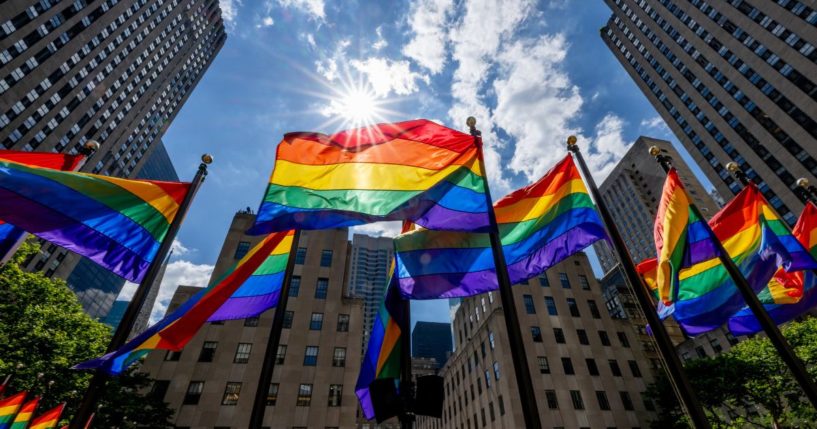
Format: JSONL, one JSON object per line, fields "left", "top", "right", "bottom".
{"left": 335, "top": 88, "right": 378, "bottom": 127}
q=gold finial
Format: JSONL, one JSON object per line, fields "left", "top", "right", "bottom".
{"left": 566, "top": 135, "right": 577, "bottom": 147}
{"left": 648, "top": 146, "right": 661, "bottom": 157}
{"left": 466, "top": 116, "right": 477, "bottom": 129}
{"left": 726, "top": 162, "right": 739, "bottom": 173}
{"left": 201, "top": 153, "right": 214, "bottom": 164}
{"left": 797, "top": 178, "right": 810, "bottom": 188}
{"left": 84, "top": 140, "right": 100, "bottom": 152}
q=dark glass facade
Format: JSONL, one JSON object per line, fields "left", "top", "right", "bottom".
{"left": 412, "top": 321, "right": 453, "bottom": 369}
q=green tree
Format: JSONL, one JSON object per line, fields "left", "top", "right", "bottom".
{"left": 648, "top": 318, "right": 817, "bottom": 428}
{"left": 0, "top": 241, "right": 174, "bottom": 428}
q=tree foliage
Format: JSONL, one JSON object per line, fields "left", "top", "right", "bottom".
{"left": 649, "top": 318, "right": 817, "bottom": 428}
{"left": 0, "top": 241, "right": 174, "bottom": 427}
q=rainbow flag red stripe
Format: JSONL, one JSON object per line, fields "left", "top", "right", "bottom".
{"left": 75, "top": 231, "right": 294, "bottom": 375}
{"left": 28, "top": 403, "right": 64, "bottom": 429}
{"left": 0, "top": 392, "right": 26, "bottom": 429}
{"left": 0, "top": 152, "right": 190, "bottom": 282}
{"left": 9, "top": 397, "right": 38, "bottom": 429}
{"left": 249, "top": 119, "right": 489, "bottom": 234}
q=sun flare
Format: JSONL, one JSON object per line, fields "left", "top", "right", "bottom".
{"left": 335, "top": 88, "right": 378, "bottom": 127}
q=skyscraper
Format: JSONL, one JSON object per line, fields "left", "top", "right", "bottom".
{"left": 601, "top": 0, "right": 817, "bottom": 226}
{"left": 2, "top": 0, "right": 225, "bottom": 286}
{"left": 348, "top": 233, "right": 394, "bottom": 348}
{"left": 412, "top": 321, "right": 453, "bottom": 369}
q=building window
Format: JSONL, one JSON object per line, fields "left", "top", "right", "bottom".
{"left": 538, "top": 356, "right": 550, "bottom": 374}
{"left": 545, "top": 390, "right": 558, "bottom": 409}
{"left": 295, "top": 247, "right": 306, "bottom": 264}
{"left": 559, "top": 272, "right": 570, "bottom": 288}
{"left": 165, "top": 350, "right": 181, "bottom": 361}
{"left": 320, "top": 249, "right": 333, "bottom": 267}
{"left": 539, "top": 275, "right": 550, "bottom": 287}
{"left": 523, "top": 294, "right": 535, "bottom": 314}
{"left": 333, "top": 347, "right": 346, "bottom": 367}
{"left": 315, "top": 278, "right": 328, "bottom": 299}
{"left": 570, "top": 390, "right": 584, "bottom": 410}
{"left": 709, "top": 337, "right": 723, "bottom": 353}
{"left": 620, "top": 391, "right": 634, "bottom": 411}
{"left": 304, "top": 346, "right": 319, "bottom": 366}
{"left": 310, "top": 312, "right": 323, "bottom": 330}
{"left": 628, "top": 360, "right": 642, "bottom": 378}
{"left": 617, "top": 331, "right": 630, "bottom": 348}
{"left": 275, "top": 345, "right": 286, "bottom": 364}
{"left": 596, "top": 391, "right": 610, "bottom": 410}
{"left": 577, "top": 329, "right": 589, "bottom": 345}
{"left": 567, "top": 298, "right": 580, "bottom": 317}
{"left": 183, "top": 381, "right": 204, "bottom": 405}
{"left": 150, "top": 380, "right": 170, "bottom": 402}
{"left": 328, "top": 384, "right": 342, "bottom": 407}
{"left": 283, "top": 311, "right": 294, "bottom": 329}
{"left": 579, "top": 274, "right": 590, "bottom": 290}
{"left": 289, "top": 276, "right": 301, "bottom": 297}
{"left": 234, "top": 343, "right": 252, "bottom": 363}
{"left": 562, "top": 357, "right": 574, "bottom": 375}
{"left": 609, "top": 359, "right": 622, "bottom": 377}
{"left": 266, "top": 383, "right": 279, "bottom": 405}
{"left": 234, "top": 241, "right": 251, "bottom": 260}
{"left": 244, "top": 317, "right": 259, "bottom": 327}
{"left": 337, "top": 314, "right": 350, "bottom": 331}
{"left": 492, "top": 361, "right": 500, "bottom": 380}
{"left": 599, "top": 330, "right": 611, "bottom": 346}
{"left": 297, "top": 384, "right": 312, "bottom": 406}
{"left": 221, "top": 382, "right": 241, "bottom": 406}
{"left": 554, "top": 328, "right": 565, "bottom": 344}
{"left": 199, "top": 341, "right": 217, "bottom": 362}
{"left": 531, "top": 326, "right": 542, "bottom": 342}
{"left": 588, "top": 300, "right": 601, "bottom": 319}
{"left": 498, "top": 395, "right": 505, "bottom": 415}
{"left": 484, "top": 370, "right": 491, "bottom": 388}
{"left": 489, "top": 331, "right": 495, "bottom": 349}
{"left": 586, "top": 358, "right": 599, "bottom": 376}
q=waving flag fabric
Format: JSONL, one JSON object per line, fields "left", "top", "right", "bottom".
{"left": 75, "top": 231, "right": 294, "bottom": 375}
{"left": 28, "top": 403, "right": 64, "bottom": 429}
{"left": 0, "top": 392, "right": 26, "bottom": 429}
{"left": 395, "top": 155, "right": 606, "bottom": 299}
{"left": 729, "top": 202, "right": 817, "bottom": 335}
{"left": 0, "top": 153, "right": 190, "bottom": 282}
{"left": 0, "top": 151, "right": 84, "bottom": 260}
{"left": 356, "top": 261, "right": 407, "bottom": 420}
{"left": 248, "top": 119, "right": 489, "bottom": 235}
{"left": 9, "top": 397, "right": 37, "bottom": 429}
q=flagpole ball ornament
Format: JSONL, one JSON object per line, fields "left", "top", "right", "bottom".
{"left": 567, "top": 135, "right": 578, "bottom": 147}
{"left": 797, "top": 178, "right": 809, "bottom": 188}
{"left": 648, "top": 145, "right": 661, "bottom": 157}
{"left": 201, "top": 153, "right": 214, "bottom": 164}
{"left": 726, "top": 162, "right": 739, "bottom": 173}
{"left": 84, "top": 140, "right": 100, "bottom": 152}
{"left": 466, "top": 116, "right": 477, "bottom": 129}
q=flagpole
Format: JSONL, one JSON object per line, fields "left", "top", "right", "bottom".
{"left": 69, "top": 154, "right": 212, "bottom": 429}
{"left": 651, "top": 149, "right": 817, "bottom": 410}
{"left": 467, "top": 117, "right": 542, "bottom": 429}
{"left": 399, "top": 299, "right": 414, "bottom": 429}
{"left": 568, "top": 138, "right": 711, "bottom": 428}
{"left": 248, "top": 229, "right": 301, "bottom": 429}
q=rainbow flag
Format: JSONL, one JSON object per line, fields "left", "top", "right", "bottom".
{"left": 355, "top": 261, "right": 407, "bottom": 420}
{"left": 9, "top": 397, "right": 37, "bottom": 429}
{"left": 0, "top": 151, "right": 84, "bottom": 259}
{"left": 729, "top": 202, "right": 817, "bottom": 335}
{"left": 28, "top": 403, "right": 64, "bottom": 429}
{"left": 248, "top": 119, "right": 489, "bottom": 235}
{"left": 75, "top": 231, "right": 294, "bottom": 374}
{"left": 0, "top": 152, "right": 190, "bottom": 282}
{"left": 0, "top": 392, "right": 26, "bottom": 429}
{"left": 395, "top": 155, "right": 606, "bottom": 299}
{"left": 651, "top": 172, "right": 817, "bottom": 334}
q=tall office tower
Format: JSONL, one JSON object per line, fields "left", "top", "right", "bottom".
{"left": 3, "top": 0, "right": 225, "bottom": 287}
{"left": 417, "top": 253, "right": 657, "bottom": 428}
{"left": 140, "top": 212, "right": 365, "bottom": 428}
{"left": 348, "top": 233, "right": 394, "bottom": 348}
{"left": 593, "top": 137, "right": 720, "bottom": 274}
{"left": 601, "top": 0, "right": 817, "bottom": 227}
{"left": 412, "top": 321, "right": 453, "bottom": 370}
{"left": 64, "top": 139, "right": 180, "bottom": 319}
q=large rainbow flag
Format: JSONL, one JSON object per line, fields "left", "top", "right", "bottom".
{"left": 729, "top": 202, "right": 817, "bottom": 335}
{"left": 395, "top": 155, "right": 606, "bottom": 299}
{"left": 28, "top": 403, "right": 64, "bottom": 429}
{"left": 651, "top": 171, "right": 816, "bottom": 334}
{"left": 0, "top": 152, "right": 190, "bottom": 282}
{"left": 75, "top": 231, "right": 294, "bottom": 375}
{"left": 0, "top": 151, "right": 84, "bottom": 259}
{"left": 355, "top": 261, "right": 407, "bottom": 420}
{"left": 0, "top": 392, "right": 26, "bottom": 429}
{"left": 248, "top": 119, "right": 489, "bottom": 235}
{"left": 9, "top": 397, "right": 37, "bottom": 429}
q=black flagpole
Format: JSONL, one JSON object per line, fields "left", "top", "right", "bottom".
{"left": 248, "top": 229, "right": 301, "bottom": 429}
{"left": 652, "top": 150, "right": 817, "bottom": 410}
{"left": 468, "top": 117, "right": 542, "bottom": 429}
{"left": 568, "top": 138, "right": 711, "bottom": 428}
{"left": 399, "top": 299, "right": 414, "bottom": 429}
{"left": 69, "top": 154, "right": 212, "bottom": 429}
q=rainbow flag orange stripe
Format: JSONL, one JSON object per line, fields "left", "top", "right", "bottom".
{"left": 0, "top": 392, "right": 26, "bottom": 429}
{"left": 9, "top": 397, "right": 38, "bottom": 429}
{"left": 28, "top": 403, "right": 64, "bottom": 429}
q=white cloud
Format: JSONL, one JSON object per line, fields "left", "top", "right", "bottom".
{"left": 170, "top": 239, "right": 191, "bottom": 256}
{"left": 277, "top": 0, "right": 325, "bottom": 20}
{"left": 257, "top": 16, "right": 274, "bottom": 27}
{"left": 350, "top": 58, "right": 429, "bottom": 97}
{"left": 349, "top": 221, "right": 404, "bottom": 238}
{"left": 219, "top": 0, "right": 241, "bottom": 32}
{"left": 403, "top": 0, "right": 454, "bottom": 74}
{"left": 583, "top": 113, "right": 632, "bottom": 182}
{"left": 373, "top": 26, "right": 388, "bottom": 51}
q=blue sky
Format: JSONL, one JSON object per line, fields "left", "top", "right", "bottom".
{"left": 122, "top": 0, "right": 709, "bottom": 326}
